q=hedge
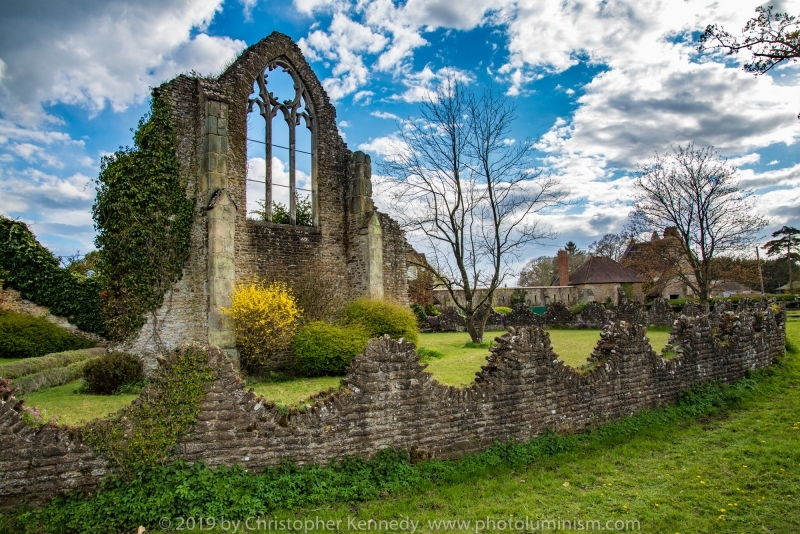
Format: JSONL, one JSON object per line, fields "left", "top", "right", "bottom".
{"left": 343, "top": 298, "right": 419, "bottom": 345}
{"left": 0, "top": 311, "right": 95, "bottom": 359}
{"left": 0, "top": 347, "right": 104, "bottom": 379}
{"left": 293, "top": 322, "right": 369, "bottom": 376}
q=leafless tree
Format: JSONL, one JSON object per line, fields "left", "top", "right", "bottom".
{"left": 628, "top": 144, "right": 768, "bottom": 311}
{"left": 383, "top": 79, "right": 566, "bottom": 342}
{"left": 589, "top": 232, "right": 632, "bottom": 262}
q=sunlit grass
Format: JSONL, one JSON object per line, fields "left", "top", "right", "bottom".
{"left": 20, "top": 380, "right": 137, "bottom": 426}
{"left": 250, "top": 375, "right": 341, "bottom": 406}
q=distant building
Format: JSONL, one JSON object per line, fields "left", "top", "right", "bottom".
{"left": 776, "top": 281, "right": 800, "bottom": 294}
{"left": 552, "top": 253, "right": 644, "bottom": 304}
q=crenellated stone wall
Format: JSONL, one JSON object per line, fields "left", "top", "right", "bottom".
{"left": 0, "top": 305, "right": 785, "bottom": 511}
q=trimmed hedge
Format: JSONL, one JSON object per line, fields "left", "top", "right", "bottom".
{"left": 493, "top": 306, "right": 513, "bottom": 315}
{"left": 12, "top": 360, "right": 95, "bottom": 395}
{"left": 0, "top": 311, "right": 95, "bottom": 359}
{"left": 0, "top": 347, "right": 104, "bottom": 379}
{"left": 293, "top": 322, "right": 369, "bottom": 376}
{"left": 82, "top": 352, "right": 143, "bottom": 395}
{"left": 344, "top": 298, "right": 419, "bottom": 345}
{"left": 0, "top": 217, "right": 105, "bottom": 335}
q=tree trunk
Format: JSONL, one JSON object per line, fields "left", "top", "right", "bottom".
{"left": 465, "top": 312, "right": 484, "bottom": 344}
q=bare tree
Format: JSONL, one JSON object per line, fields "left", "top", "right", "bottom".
{"left": 518, "top": 255, "right": 558, "bottom": 286}
{"left": 383, "top": 79, "right": 566, "bottom": 342}
{"left": 629, "top": 144, "right": 768, "bottom": 311}
{"left": 589, "top": 232, "right": 632, "bottom": 262}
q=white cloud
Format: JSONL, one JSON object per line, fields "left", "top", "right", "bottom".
{"left": 727, "top": 153, "right": 761, "bottom": 167}
{"left": 768, "top": 159, "right": 780, "bottom": 165}
{"left": 0, "top": 0, "right": 244, "bottom": 125}
{"left": 339, "top": 120, "right": 351, "bottom": 128}
{"left": 390, "top": 65, "right": 473, "bottom": 103}
{"left": 246, "top": 156, "right": 312, "bottom": 218}
{"left": 371, "top": 110, "right": 401, "bottom": 120}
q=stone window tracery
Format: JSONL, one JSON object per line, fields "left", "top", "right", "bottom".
{"left": 247, "top": 59, "right": 317, "bottom": 226}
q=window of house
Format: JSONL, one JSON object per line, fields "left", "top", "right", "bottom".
{"left": 246, "top": 59, "right": 317, "bottom": 226}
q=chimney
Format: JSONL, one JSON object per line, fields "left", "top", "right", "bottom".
{"left": 557, "top": 250, "right": 569, "bottom": 287}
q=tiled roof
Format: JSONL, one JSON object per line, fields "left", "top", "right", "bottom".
{"left": 553, "top": 256, "right": 643, "bottom": 285}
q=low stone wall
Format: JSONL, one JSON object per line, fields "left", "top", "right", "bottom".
{"left": 0, "top": 307, "right": 786, "bottom": 511}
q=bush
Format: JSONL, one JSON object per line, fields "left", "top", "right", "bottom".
{"left": 417, "top": 347, "right": 445, "bottom": 360}
{"left": 13, "top": 360, "right": 95, "bottom": 395}
{"left": 223, "top": 281, "right": 302, "bottom": 372}
{"left": 293, "top": 322, "right": 369, "bottom": 376}
{"left": 0, "top": 311, "right": 94, "bottom": 359}
{"left": 493, "top": 306, "right": 512, "bottom": 316}
{"left": 82, "top": 352, "right": 143, "bottom": 395}
{"left": 410, "top": 303, "right": 428, "bottom": 322}
{"left": 424, "top": 304, "right": 441, "bottom": 316}
{"left": 344, "top": 298, "right": 419, "bottom": 345}
{"left": 569, "top": 302, "right": 587, "bottom": 316}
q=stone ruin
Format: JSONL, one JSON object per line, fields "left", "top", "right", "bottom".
{"left": 122, "top": 32, "right": 412, "bottom": 368}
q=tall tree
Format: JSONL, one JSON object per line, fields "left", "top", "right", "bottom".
{"left": 518, "top": 256, "right": 558, "bottom": 286}
{"left": 763, "top": 225, "right": 800, "bottom": 291}
{"left": 384, "top": 79, "right": 566, "bottom": 342}
{"left": 589, "top": 232, "right": 632, "bottom": 262}
{"left": 628, "top": 144, "right": 768, "bottom": 311}
{"left": 563, "top": 241, "right": 587, "bottom": 271}
{"left": 700, "top": 6, "right": 800, "bottom": 75}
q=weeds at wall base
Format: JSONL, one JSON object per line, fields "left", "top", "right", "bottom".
{"left": 2, "top": 351, "right": 794, "bottom": 534}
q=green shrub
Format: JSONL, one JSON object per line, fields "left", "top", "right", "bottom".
{"left": 410, "top": 303, "right": 427, "bottom": 322}
{"left": 493, "top": 306, "right": 512, "bottom": 316}
{"left": 569, "top": 302, "right": 587, "bottom": 315}
{"left": 82, "top": 352, "right": 143, "bottom": 395}
{"left": 424, "top": 304, "right": 441, "bottom": 316}
{"left": 293, "top": 322, "right": 369, "bottom": 376}
{"left": 0, "top": 311, "right": 94, "bottom": 359}
{"left": 417, "top": 347, "right": 445, "bottom": 360}
{"left": 344, "top": 298, "right": 419, "bottom": 345}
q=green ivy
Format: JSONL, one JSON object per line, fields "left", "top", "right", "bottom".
{"left": 81, "top": 344, "right": 214, "bottom": 474}
{"left": 93, "top": 90, "right": 194, "bottom": 341}
{"left": 0, "top": 217, "right": 106, "bottom": 335}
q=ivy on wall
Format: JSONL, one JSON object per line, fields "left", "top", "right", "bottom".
{"left": 81, "top": 344, "right": 214, "bottom": 473}
{"left": 93, "top": 90, "right": 194, "bottom": 341}
{"left": 0, "top": 216, "right": 106, "bottom": 335}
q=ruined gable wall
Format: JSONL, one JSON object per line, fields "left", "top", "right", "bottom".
{"left": 1, "top": 307, "right": 785, "bottom": 510}
{"left": 216, "top": 33, "right": 354, "bottom": 294}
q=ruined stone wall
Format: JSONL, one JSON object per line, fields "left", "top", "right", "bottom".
{"left": 434, "top": 286, "right": 579, "bottom": 309}
{"left": 1, "top": 307, "right": 785, "bottom": 510}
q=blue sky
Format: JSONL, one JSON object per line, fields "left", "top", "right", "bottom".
{"left": 1, "top": 0, "right": 798, "bottom": 270}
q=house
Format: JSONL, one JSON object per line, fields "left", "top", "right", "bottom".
{"left": 552, "top": 252, "right": 644, "bottom": 304}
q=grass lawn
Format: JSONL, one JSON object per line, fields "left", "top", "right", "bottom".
{"left": 0, "top": 358, "right": 20, "bottom": 367}
{"left": 19, "top": 380, "right": 138, "bottom": 426}
{"left": 250, "top": 375, "right": 341, "bottom": 405}
{"left": 419, "top": 329, "right": 671, "bottom": 387}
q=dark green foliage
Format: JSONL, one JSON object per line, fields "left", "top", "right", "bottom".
{"left": 251, "top": 196, "right": 314, "bottom": 226}
{"left": 424, "top": 304, "right": 440, "bottom": 316}
{"left": 81, "top": 352, "right": 143, "bottom": 395}
{"left": 0, "top": 311, "right": 94, "bottom": 359}
{"left": 569, "top": 302, "right": 587, "bottom": 315}
{"left": 410, "top": 303, "right": 427, "bottom": 322}
{"left": 93, "top": 91, "right": 194, "bottom": 341}
{"left": 0, "top": 218, "right": 105, "bottom": 335}
{"left": 344, "top": 298, "right": 420, "bottom": 345}
{"left": 8, "top": 354, "right": 791, "bottom": 534}
{"left": 81, "top": 345, "right": 213, "bottom": 472}
{"left": 293, "top": 322, "right": 369, "bottom": 376}
{"left": 416, "top": 347, "right": 445, "bottom": 360}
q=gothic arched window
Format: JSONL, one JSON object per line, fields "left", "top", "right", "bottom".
{"left": 246, "top": 59, "right": 317, "bottom": 226}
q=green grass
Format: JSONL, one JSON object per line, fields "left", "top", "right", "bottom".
{"left": 250, "top": 375, "right": 341, "bottom": 406}
{"left": 0, "top": 358, "right": 18, "bottom": 366}
{"left": 419, "top": 330, "right": 671, "bottom": 387}
{"left": 19, "top": 380, "right": 138, "bottom": 426}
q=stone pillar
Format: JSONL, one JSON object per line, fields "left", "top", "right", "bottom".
{"left": 348, "top": 151, "right": 383, "bottom": 300}
{"left": 366, "top": 213, "right": 384, "bottom": 300}
{"left": 201, "top": 96, "right": 237, "bottom": 358}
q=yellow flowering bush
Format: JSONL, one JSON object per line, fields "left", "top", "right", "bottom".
{"left": 223, "top": 280, "right": 302, "bottom": 371}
